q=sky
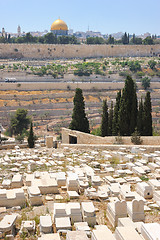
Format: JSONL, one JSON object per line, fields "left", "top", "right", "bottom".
{"left": 0, "top": 0, "right": 159, "bottom": 35}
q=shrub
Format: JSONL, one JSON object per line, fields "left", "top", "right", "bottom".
{"left": 131, "top": 128, "right": 143, "bottom": 145}
{"left": 136, "top": 71, "right": 145, "bottom": 78}
{"left": 91, "top": 127, "right": 101, "bottom": 136}
{"left": 115, "top": 134, "right": 123, "bottom": 144}
{"left": 140, "top": 176, "right": 149, "bottom": 181}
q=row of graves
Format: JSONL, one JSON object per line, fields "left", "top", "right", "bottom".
{"left": 0, "top": 146, "right": 159, "bottom": 239}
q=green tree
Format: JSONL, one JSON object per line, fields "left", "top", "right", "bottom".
{"left": 107, "top": 35, "right": 115, "bottom": 44}
{"left": 118, "top": 76, "right": 138, "bottom": 136}
{"left": 148, "top": 60, "right": 157, "bottom": 70}
{"left": 44, "top": 32, "right": 57, "bottom": 44}
{"left": 132, "top": 34, "right": 135, "bottom": 44}
{"left": 141, "top": 77, "right": 150, "bottom": 90}
{"left": 143, "top": 92, "right": 152, "bottom": 136}
{"left": 137, "top": 98, "right": 144, "bottom": 135}
{"left": 101, "top": 100, "right": 109, "bottom": 137}
{"left": 108, "top": 101, "right": 113, "bottom": 136}
{"left": 143, "top": 36, "right": 154, "bottom": 45}
{"left": 128, "top": 61, "right": 141, "bottom": 72}
{"left": 28, "top": 122, "right": 35, "bottom": 148}
{"left": 112, "top": 90, "right": 121, "bottom": 135}
{"left": 69, "top": 88, "right": 90, "bottom": 133}
{"left": 10, "top": 108, "right": 30, "bottom": 135}
{"left": 122, "top": 32, "right": 128, "bottom": 44}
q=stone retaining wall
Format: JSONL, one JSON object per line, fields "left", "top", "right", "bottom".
{"left": 62, "top": 128, "right": 160, "bottom": 145}
{"left": 0, "top": 44, "right": 160, "bottom": 59}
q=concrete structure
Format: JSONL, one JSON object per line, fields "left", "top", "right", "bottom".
{"left": 136, "top": 182, "right": 153, "bottom": 199}
{"left": 20, "top": 221, "right": 35, "bottom": 235}
{"left": 107, "top": 200, "right": 127, "bottom": 227}
{"left": 127, "top": 200, "right": 145, "bottom": 222}
{"left": 74, "top": 222, "right": 90, "bottom": 234}
{"left": 0, "top": 44, "right": 159, "bottom": 60}
{"left": 67, "top": 202, "right": 82, "bottom": 223}
{"left": 66, "top": 231, "right": 89, "bottom": 240}
{"left": 11, "top": 174, "right": 23, "bottom": 189}
{"left": 55, "top": 217, "right": 71, "bottom": 231}
{"left": 0, "top": 214, "right": 17, "bottom": 237}
{"left": 141, "top": 222, "right": 160, "bottom": 240}
{"left": 38, "top": 233, "right": 61, "bottom": 240}
{"left": 28, "top": 186, "right": 43, "bottom": 206}
{"left": 0, "top": 188, "right": 25, "bottom": 208}
{"left": 46, "top": 136, "right": 53, "bottom": 148}
{"left": 40, "top": 216, "right": 52, "bottom": 233}
{"left": 115, "top": 226, "right": 142, "bottom": 240}
{"left": 81, "top": 202, "right": 96, "bottom": 227}
{"left": 92, "top": 225, "right": 115, "bottom": 240}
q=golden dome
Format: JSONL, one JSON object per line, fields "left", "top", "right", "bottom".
{"left": 51, "top": 19, "right": 68, "bottom": 31}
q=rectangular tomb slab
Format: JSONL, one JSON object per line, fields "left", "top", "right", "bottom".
{"left": 66, "top": 231, "right": 89, "bottom": 240}
{"left": 115, "top": 226, "right": 142, "bottom": 240}
{"left": 67, "top": 191, "right": 79, "bottom": 199}
{"left": 141, "top": 222, "right": 160, "bottom": 240}
{"left": 40, "top": 216, "right": 52, "bottom": 233}
{"left": 55, "top": 217, "right": 71, "bottom": 231}
{"left": 38, "top": 233, "right": 61, "bottom": 240}
{"left": 81, "top": 202, "right": 95, "bottom": 216}
{"left": 92, "top": 225, "right": 115, "bottom": 240}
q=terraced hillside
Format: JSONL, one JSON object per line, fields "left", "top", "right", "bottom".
{"left": 0, "top": 57, "right": 160, "bottom": 136}
{"left": 0, "top": 83, "right": 160, "bottom": 136}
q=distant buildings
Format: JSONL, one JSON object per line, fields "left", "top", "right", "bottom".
{"left": 0, "top": 20, "right": 159, "bottom": 40}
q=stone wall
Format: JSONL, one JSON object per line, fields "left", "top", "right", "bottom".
{"left": 62, "top": 128, "right": 160, "bottom": 146}
{"left": 0, "top": 44, "right": 160, "bottom": 59}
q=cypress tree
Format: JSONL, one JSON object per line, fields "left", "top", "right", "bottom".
{"left": 122, "top": 32, "right": 128, "bottom": 44}
{"left": 130, "top": 89, "right": 138, "bottom": 134}
{"left": 28, "top": 122, "right": 35, "bottom": 148}
{"left": 127, "top": 33, "right": 130, "bottom": 44}
{"left": 112, "top": 90, "right": 121, "bottom": 135}
{"left": 101, "top": 99, "right": 108, "bottom": 137}
{"left": 133, "top": 34, "right": 135, "bottom": 44}
{"left": 108, "top": 101, "right": 113, "bottom": 136}
{"left": 69, "top": 88, "right": 90, "bottom": 133}
{"left": 118, "top": 75, "right": 138, "bottom": 136}
{"left": 137, "top": 98, "right": 144, "bottom": 135}
{"left": 143, "top": 92, "right": 152, "bottom": 136}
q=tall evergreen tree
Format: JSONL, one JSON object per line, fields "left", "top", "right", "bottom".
{"left": 101, "top": 100, "right": 108, "bottom": 137}
{"left": 108, "top": 101, "right": 113, "bottom": 136}
{"left": 127, "top": 33, "right": 130, "bottom": 44}
{"left": 122, "top": 32, "right": 128, "bottom": 44}
{"left": 143, "top": 92, "right": 152, "bottom": 136}
{"left": 118, "top": 76, "right": 138, "bottom": 136}
{"left": 132, "top": 34, "right": 135, "bottom": 44}
{"left": 28, "top": 122, "right": 35, "bottom": 148}
{"left": 137, "top": 98, "right": 144, "bottom": 135}
{"left": 69, "top": 88, "right": 90, "bottom": 133}
{"left": 112, "top": 90, "right": 121, "bottom": 135}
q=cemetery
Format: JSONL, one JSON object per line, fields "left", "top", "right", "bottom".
{"left": 0, "top": 140, "right": 159, "bottom": 239}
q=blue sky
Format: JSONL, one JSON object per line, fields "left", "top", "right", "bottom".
{"left": 0, "top": 0, "right": 159, "bottom": 35}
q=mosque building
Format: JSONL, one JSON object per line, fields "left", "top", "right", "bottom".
{"left": 51, "top": 18, "right": 68, "bottom": 36}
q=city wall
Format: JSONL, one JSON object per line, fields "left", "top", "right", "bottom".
{"left": 0, "top": 44, "right": 160, "bottom": 59}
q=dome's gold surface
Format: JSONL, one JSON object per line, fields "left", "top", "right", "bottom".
{"left": 51, "top": 19, "right": 68, "bottom": 31}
